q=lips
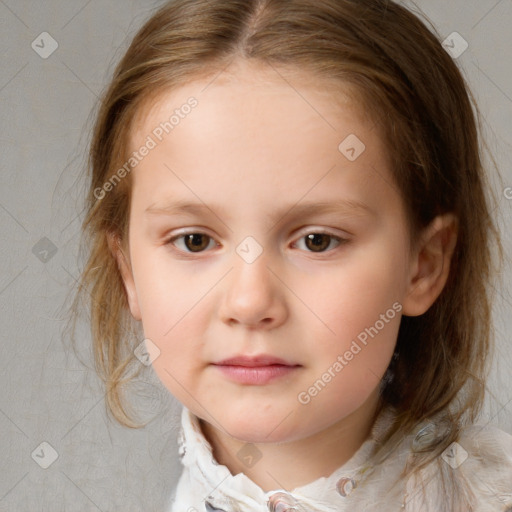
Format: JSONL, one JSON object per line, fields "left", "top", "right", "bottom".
{"left": 212, "top": 355, "right": 301, "bottom": 385}
{"left": 213, "top": 355, "right": 298, "bottom": 367}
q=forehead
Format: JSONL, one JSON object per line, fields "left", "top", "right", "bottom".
{"left": 129, "top": 59, "right": 372, "bottom": 149}
{"left": 126, "top": 59, "right": 399, "bottom": 218}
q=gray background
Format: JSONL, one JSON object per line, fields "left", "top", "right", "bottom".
{"left": 0, "top": 0, "right": 511, "bottom": 511}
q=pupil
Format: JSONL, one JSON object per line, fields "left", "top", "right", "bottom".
{"left": 307, "top": 233, "right": 329, "bottom": 252}
{"left": 187, "top": 234, "right": 207, "bottom": 251}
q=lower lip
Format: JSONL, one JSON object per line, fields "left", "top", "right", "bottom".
{"left": 213, "top": 364, "right": 299, "bottom": 385}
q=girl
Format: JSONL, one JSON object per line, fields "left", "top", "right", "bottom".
{"left": 67, "top": 0, "right": 512, "bottom": 510}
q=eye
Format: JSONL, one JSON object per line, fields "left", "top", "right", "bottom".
{"left": 166, "top": 230, "right": 348, "bottom": 255}
{"left": 293, "top": 231, "right": 348, "bottom": 253}
{"left": 167, "top": 232, "right": 217, "bottom": 253}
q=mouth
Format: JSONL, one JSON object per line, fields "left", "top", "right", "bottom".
{"left": 212, "top": 354, "right": 302, "bottom": 385}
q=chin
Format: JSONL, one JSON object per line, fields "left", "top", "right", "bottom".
{"left": 217, "top": 410, "right": 304, "bottom": 444}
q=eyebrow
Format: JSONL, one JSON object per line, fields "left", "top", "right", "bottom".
{"left": 144, "top": 198, "right": 375, "bottom": 224}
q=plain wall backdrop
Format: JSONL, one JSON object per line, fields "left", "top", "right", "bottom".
{"left": 1, "top": 0, "right": 511, "bottom": 510}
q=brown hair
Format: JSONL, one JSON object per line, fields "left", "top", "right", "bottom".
{"left": 64, "top": 0, "right": 507, "bottom": 500}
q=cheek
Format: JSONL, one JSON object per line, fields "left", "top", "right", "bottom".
{"left": 293, "top": 246, "right": 404, "bottom": 387}
{"left": 130, "top": 251, "right": 211, "bottom": 388}
{"left": 132, "top": 248, "right": 209, "bottom": 332}
{"left": 296, "top": 247, "right": 405, "bottom": 339}
{"left": 294, "top": 284, "right": 401, "bottom": 436}
{"left": 138, "top": 282, "right": 207, "bottom": 360}
{"left": 147, "top": 314, "right": 206, "bottom": 406}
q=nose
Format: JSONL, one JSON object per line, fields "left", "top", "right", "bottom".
{"left": 218, "top": 251, "right": 288, "bottom": 330}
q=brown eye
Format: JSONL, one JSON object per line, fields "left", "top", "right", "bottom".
{"left": 295, "top": 232, "right": 345, "bottom": 253}
{"left": 294, "top": 231, "right": 348, "bottom": 253}
{"left": 168, "top": 233, "right": 216, "bottom": 253}
{"left": 184, "top": 233, "right": 211, "bottom": 252}
{"left": 304, "top": 233, "right": 331, "bottom": 252}
{"left": 167, "top": 230, "right": 347, "bottom": 255}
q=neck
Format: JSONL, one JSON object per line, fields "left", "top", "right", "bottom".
{"left": 199, "top": 391, "right": 382, "bottom": 493}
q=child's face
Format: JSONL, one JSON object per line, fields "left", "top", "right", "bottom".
{"left": 119, "top": 59, "right": 417, "bottom": 443}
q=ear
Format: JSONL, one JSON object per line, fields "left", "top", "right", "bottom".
{"left": 402, "top": 213, "right": 458, "bottom": 317}
{"left": 106, "top": 232, "right": 142, "bottom": 321}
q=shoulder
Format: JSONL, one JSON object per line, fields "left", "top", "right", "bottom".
{"left": 460, "top": 422, "right": 512, "bottom": 468}
{"left": 405, "top": 422, "right": 512, "bottom": 512}
{"left": 458, "top": 423, "right": 512, "bottom": 509}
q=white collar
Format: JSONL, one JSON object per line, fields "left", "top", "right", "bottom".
{"left": 170, "top": 405, "right": 412, "bottom": 511}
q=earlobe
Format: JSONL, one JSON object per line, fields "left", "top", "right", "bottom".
{"left": 402, "top": 213, "right": 458, "bottom": 317}
{"left": 106, "top": 232, "right": 142, "bottom": 321}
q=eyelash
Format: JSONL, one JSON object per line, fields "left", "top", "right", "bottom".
{"left": 165, "top": 229, "right": 349, "bottom": 255}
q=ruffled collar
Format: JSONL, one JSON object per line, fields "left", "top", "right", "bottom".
{"left": 171, "top": 405, "right": 410, "bottom": 511}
